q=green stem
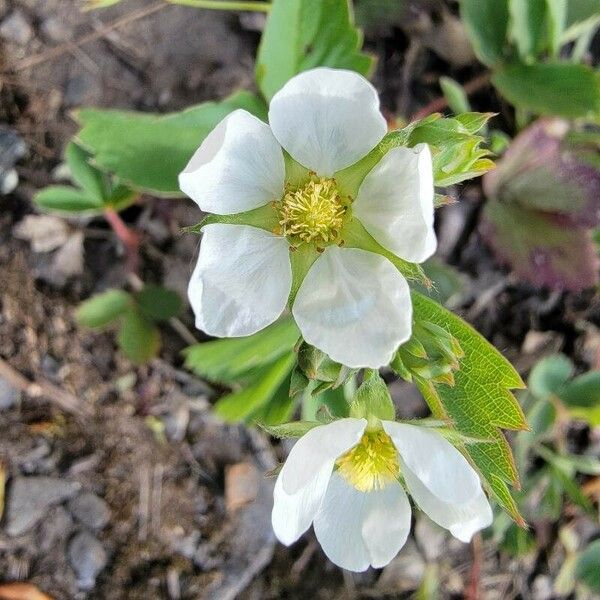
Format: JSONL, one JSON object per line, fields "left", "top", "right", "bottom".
{"left": 165, "top": 0, "right": 270, "bottom": 11}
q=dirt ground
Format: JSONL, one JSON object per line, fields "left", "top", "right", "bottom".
{"left": 0, "top": 1, "right": 599, "bottom": 598}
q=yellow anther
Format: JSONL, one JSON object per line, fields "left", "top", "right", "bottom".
{"left": 336, "top": 430, "right": 400, "bottom": 493}
{"left": 277, "top": 177, "right": 346, "bottom": 245}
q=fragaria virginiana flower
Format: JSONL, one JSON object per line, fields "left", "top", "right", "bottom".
{"left": 272, "top": 419, "right": 492, "bottom": 572}
{"left": 180, "top": 68, "right": 436, "bottom": 369}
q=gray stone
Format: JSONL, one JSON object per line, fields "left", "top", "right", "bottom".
{"left": 68, "top": 531, "right": 108, "bottom": 590}
{"left": 40, "top": 16, "right": 71, "bottom": 43}
{"left": 5, "top": 476, "right": 81, "bottom": 536}
{"left": 0, "top": 10, "right": 33, "bottom": 45}
{"left": 0, "top": 376, "right": 20, "bottom": 410}
{"left": 68, "top": 492, "right": 111, "bottom": 531}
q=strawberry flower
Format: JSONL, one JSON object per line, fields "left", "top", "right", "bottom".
{"left": 272, "top": 418, "right": 492, "bottom": 572}
{"left": 180, "top": 68, "right": 436, "bottom": 368}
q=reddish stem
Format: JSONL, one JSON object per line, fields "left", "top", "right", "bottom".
{"left": 465, "top": 533, "right": 482, "bottom": 600}
{"left": 104, "top": 208, "right": 141, "bottom": 273}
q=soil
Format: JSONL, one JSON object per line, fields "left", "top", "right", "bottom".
{"left": 0, "top": 1, "right": 598, "bottom": 599}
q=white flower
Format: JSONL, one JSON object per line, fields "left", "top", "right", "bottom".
{"left": 272, "top": 418, "right": 492, "bottom": 572}
{"left": 180, "top": 67, "right": 436, "bottom": 369}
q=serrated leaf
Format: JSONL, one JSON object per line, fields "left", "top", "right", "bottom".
{"left": 492, "top": 63, "right": 600, "bottom": 118}
{"left": 411, "top": 292, "right": 527, "bottom": 522}
{"left": 136, "top": 285, "right": 182, "bottom": 321}
{"left": 481, "top": 201, "right": 600, "bottom": 291}
{"left": 258, "top": 420, "right": 320, "bottom": 438}
{"left": 76, "top": 91, "right": 268, "bottom": 196}
{"left": 460, "top": 0, "right": 510, "bottom": 66}
{"left": 214, "top": 352, "right": 296, "bottom": 422}
{"left": 256, "top": 0, "right": 374, "bottom": 101}
{"left": 118, "top": 309, "right": 161, "bottom": 364}
{"left": 65, "top": 142, "right": 106, "bottom": 201}
{"left": 76, "top": 289, "right": 132, "bottom": 328}
{"left": 183, "top": 318, "right": 300, "bottom": 384}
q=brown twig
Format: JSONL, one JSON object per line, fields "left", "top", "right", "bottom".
{"left": 4, "top": 2, "right": 167, "bottom": 73}
{"left": 411, "top": 72, "right": 491, "bottom": 121}
{"left": 0, "top": 356, "right": 92, "bottom": 418}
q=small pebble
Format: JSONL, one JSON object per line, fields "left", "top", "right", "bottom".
{"left": 0, "top": 376, "right": 20, "bottom": 410}
{"left": 0, "top": 10, "right": 33, "bottom": 45}
{"left": 5, "top": 476, "right": 80, "bottom": 536}
{"left": 40, "top": 16, "right": 71, "bottom": 43}
{"left": 68, "top": 531, "right": 108, "bottom": 590}
{"left": 68, "top": 492, "right": 111, "bottom": 531}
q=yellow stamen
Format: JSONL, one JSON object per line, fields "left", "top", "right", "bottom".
{"left": 277, "top": 177, "right": 346, "bottom": 245}
{"left": 336, "top": 430, "right": 400, "bottom": 493}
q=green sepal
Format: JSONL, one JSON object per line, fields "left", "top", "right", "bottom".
{"left": 350, "top": 370, "right": 395, "bottom": 422}
{"left": 297, "top": 342, "right": 344, "bottom": 382}
{"left": 258, "top": 420, "right": 321, "bottom": 439}
{"left": 184, "top": 203, "right": 279, "bottom": 235}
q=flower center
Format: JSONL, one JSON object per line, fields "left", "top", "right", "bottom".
{"left": 276, "top": 177, "right": 347, "bottom": 245}
{"left": 336, "top": 430, "right": 400, "bottom": 493}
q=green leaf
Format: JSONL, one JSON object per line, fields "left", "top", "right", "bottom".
{"left": 136, "top": 285, "right": 182, "bottom": 321}
{"left": 252, "top": 376, "right": 298, "bottom": 425}
{"left": 559, "top": 370, "right": 600, "bottom": 408}
{"left": 65, "top": 142, "right": 107, "bottom": 201}
{"left": 411, "top": 291, "right": 527, "bottom": 523}
{"left": 545, "top": 0, "right": 567, "bottom": 55}
{"left": 183, "top": 318, "right": 300, "bottom": 384}
{"left": 492, "top": 63, "right": 600, "bottom": 118}
{"left": 214, "top": 352, "right": 296, "bottom": 422}
{"left": 117, "top": 309, "right": 161, "bottom": 364}
{"left": 528, "top": 354, "right": 574, "bottom": 399}
{"left": 34, "top": 186, "right": 104, "bottom": 214}
{"left": 76, "top": 91, "right": 268, "bottom": 195}
{"left": 563, "top": 0, "right": 600, "bottom": 42}
{"left": 575, "top": 540, "right": 600, "bottom": 592}
{"left": 258, "top": 420, "right": 321, "bottom": 438}
{"left": 76, "top": 289, "right": 132, "bottom": 328}
{"left": 256, "top": 0, "right": 374, "bottom": 101}
{"left": 460, "top": 0, "right": 510, "bottom": 66}
{"left": 440, "top": 77, "right": 471, "bottom": 115}
{"left": 508, "top": 0, "right": 548, "bottom": 61}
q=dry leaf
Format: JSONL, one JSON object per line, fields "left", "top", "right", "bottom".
{"left": 0, "top": 583, "right": 54, "bottom": 600}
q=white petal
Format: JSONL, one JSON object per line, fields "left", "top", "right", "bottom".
{"left": 353, "top": 144, "right": 436, "bottom": 263}
{"left": 313, "top": 474, "right": 411, "bottom": 572}
{"left": 268, "top": 68, "right": 387, "bottom": 176}
{"left": 383, "top": 422, "right": 492, "bottom": 541}
{"left": 272, "top": 419, "right": 366, "bottom": 546}
{"left": 189, "top": 224, "right": 291, "bottom": 337}
{"left": 179, "top": 109, "right": 285, "bottom": 214}
{"left": 292, "top": 247, "right": 412, "bottom": 369}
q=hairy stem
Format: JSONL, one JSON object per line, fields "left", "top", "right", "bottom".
{"left": 104, "top": 208, "right": 141, "bottom": 274}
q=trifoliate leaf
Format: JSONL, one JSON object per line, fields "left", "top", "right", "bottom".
{"left": 76, "top": 91, "right": 268, "bottom": 195}
{"left": 76, "top": 289, "right": 132, "bottom": 328}
{"left": 256, "top": 0, "right": 374, "bottom": 101}
{"left": 410, "top": 291, "right": 527, "bottom": 524}
{"left": 183, "top": 318, "right": 300, "bottom": 385}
